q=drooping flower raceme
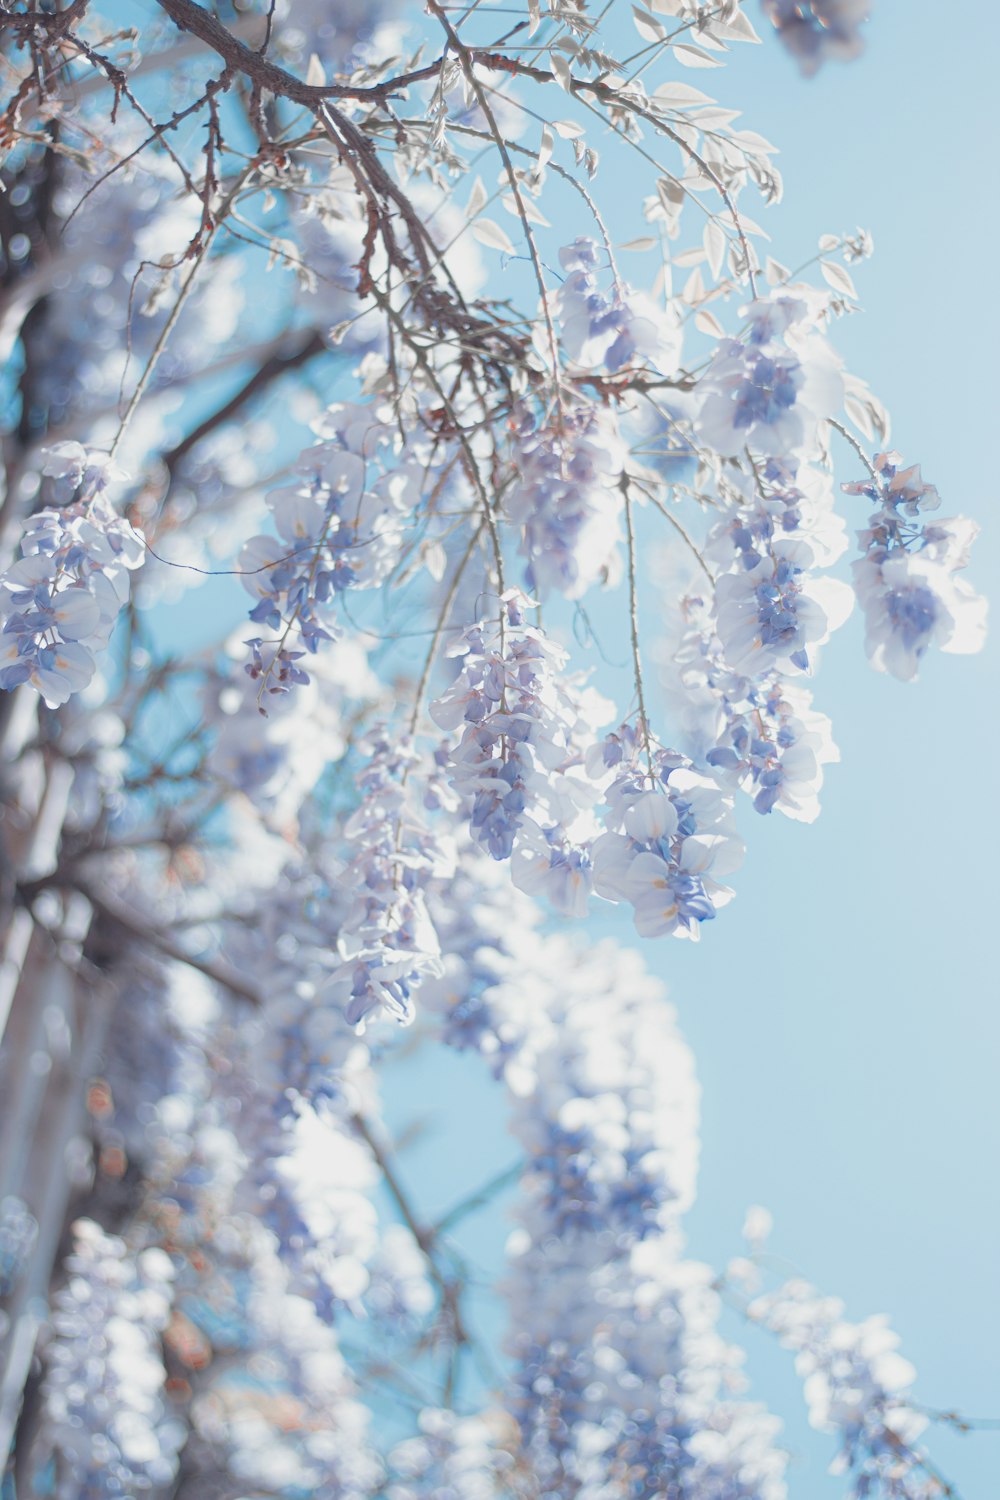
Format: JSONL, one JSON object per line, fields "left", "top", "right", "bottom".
{"left": 389, "top": 1408, "right": 513, "bottom": 1500}
{"left": 762, "top": 0, "right": 871, "bottom": 76}
{"left": 705, "top": 458, "right": 848, "bottom": 577}
{"left": 590, "top": 725, "right": 743, "bottom": 939}
{"left": 451, "top": 918, "right": 788, "bottom": 1500}
{"left": 748, "top": 1275, "right": 938, "bottom": 1497}
{"left": 327, "top": 729, "right": 453, "bottom": 1029}
{"left": 698, "top": 291, "right": 843, "bottom": 461}
{"left": 845, "top": 451, "right": 986, "bottom": 680}
{"left": 432, "top": 590, "right": 609, "bottom": 915}
{"left": 239, "top": 401, "right": 428, "bottom": 698}
{"left": 555, "top": 236, "right": 682, "bottom": 376}
{"left": 0, "top": 446, "right": 143, "bottom": 704}
{"left": 708, "top": 459, "right": 854, "bottom": 675}
{"left": 668, "top": 604, "right": 840, "bottom": 821}
{"left": 505, "top": 399, "right": 626, "bottom": 601}
{"left": 40, "top": 1220, "right": 182, "bottom": 1500}
{"left": 0, "top": 1195, "right": 37, "bottom": 1300}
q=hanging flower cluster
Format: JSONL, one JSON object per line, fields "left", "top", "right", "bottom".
{"left": 555, "top": 237, "right": 682, "bottom": 376}
{"left": 762, "top": 0, "right": 872, "bottom": 75}
{"left": 670, "top": 609, "right": 840, "bottom": 821}
{"left": 239, "top": 401, "right": 437, "bottom": 698}
{"left": 329, "top": 729, "right": 454, "bottom": 1029}
{"left": 40, "top": 1220, "right": 182, "bottom": 1500}
{"left": 591, "top": 726, "right": 744, "bottom": 940}
{"left": 0, "top": 446, "right": 142, "bottom": 704}
{"left": 429, "top": 905, "right": 787, "bottom": 1500}
{"left": 431, "top": 589, "right": 608, "bottom": 913}
{"left": 846, "top": 451, "right": 987, "bottom": 679}
{"left": 0, "top": 1195, "right": 37, "bottom": 1299}
{"left": 505, "top": 400, "right": 626, "bottom": 601}
{"left": 699, "top": 292, "right": 843, "bottom": 461}
{"left": 747, "top": 1272, "right": 938, "bottom": 1497}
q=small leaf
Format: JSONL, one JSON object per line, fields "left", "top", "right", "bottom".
{"left": 712, "top": 9, "right": 762, "bottom": 43}
{"left": 305, "top": 53, "right": 326, "bottom": 87}
{"left": 538, "top": 125, "right": 554, "bottom": 171}
{"left": 551, "top": 54, "right": 574, "bottom": 91}
{"left": 821, "top": 259, "right": 858, "bottom": 298}
{"left": 466, "top": 176, "right": 488, "bottom": 218}
{"left": 674, "top": 43, "right": 724, "bottom": 67}
{"left": 703, "top": 219, "right": 726, "bottom": 279}
{"left": 653, "top": 81, "right": 715, "bottom": 107}
{"left": 729, "top": 129, "right": 778, "bottom": 155}
{"left": 552, "top": 118, "right": 585, "bottom": 138}
{"left": 423, "top": 541, "right": 447, "bottom": 582}
{"left": 695, "top": 308, "right": 725, "bottom": 337}
{"left": 683, "top": 265, "right": 705, "bottom": 305}
{"left": 844, "top": 395, "right": 874, "bottom": 440}
{"left": 619, "top": 236, "right": 658, "bottom": 252}
{"left": 632, "top": 4, "right": 667, "bottom": 42}
{"left": 672, "top": 247, "right": 706, "bottom": 267}
{"left": 471, "top": 218, "right": 516, "bottom": 254}
{"left": 501, "top": 193, "right": 551, "bottom": 226}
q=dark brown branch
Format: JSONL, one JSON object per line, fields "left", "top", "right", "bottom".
{"left": 20, "top": 878, "right": 263, "bottom": 1008}
{"left": 163, "top": 328, "right": 325, "bottom": 474}
{"left": 153, "top": 0, "right": 445, "bottom": 104}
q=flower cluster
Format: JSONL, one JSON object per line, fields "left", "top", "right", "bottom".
{"left": 432, "top": 590, "right": 608, "bottom": 914}
{"left": 239, "top": 402, "right": 424, "bottom": 695}
{"left": 707, "top": 458, "right": 854, "bottom": 676}
{"left": 505, "top": 399, "right": 626, "bottom": 601}
{"left": 749, "top": 1275, "right": 938, "bottom": 1496}
{"left": 40, "top": 1220, "right": 183, "bottom": 1500}
{"left": 591, "top": 726, "right": 743, "bottom": 939}
{"left": 438, "top": 912, "right": 787, "bottom": 1500}
{"left": 555, "top": 237, "right": 682, "bottom": 375}
{"left": 328, "top": 729, "right": 453, "bottom": 1029}
{"left": 762, "top": 0, "right": 871, "bottom": 76}
{"left": 208, "top": 634, "right": 377, "bottom": 823}
{"left": 176, "top": 1213, "right": 381, "bottom": 1500}
{"left": 670, "top": 610, "right": 840, "bottom": 821}
{"left": 846, "top": 451, "right": 987, "bottom": 680}
{"left": 389, "top": 1409, "right": 512, "bottom": 1500}
{"left": 0, "top": 446, "right": 143, "bottom": 704}
{"left": 0, "top": 1194, "right": 37, "bottom": 1299}
{"left": 699, "top": 292, "right": 842, "bottom": 460}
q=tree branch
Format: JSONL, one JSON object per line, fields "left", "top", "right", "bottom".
{"left": 153, "top": 0, "right": 445, "bottom": 104}
{"left": 163, "top": 327, "right": 325, "bottom": 474}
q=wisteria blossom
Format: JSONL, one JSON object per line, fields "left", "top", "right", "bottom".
{"left": 699, "top": 292, "right": 843, "bottom": 461}
{"left": 590, "top": 727, "right": 743, "bottom": 939}
{"left": 846, "top": 451, "right": 987, "bottom": 679}
{"left": 432, "top": 590, "right": 608, "bottom": 912}
{"left": 0, "top": 447, "right": 142, "bottom": 703}
{"left": 329, "top": 729, "right": 453, "bottom": 1028}
{"left": 763, "top": 0, "right": 872, "bottom": 75}
{"left": 668, "top": 606, "right": 840, "bottom": 820}
{"left": 747, "top": 1272, "right": 941, "bottom": 1497}
{"left": 505, "top": 399, "right": 626, "bottom": 601}
{"left": 40, "top": 1221, "right": 183, "bottom": 1499}
{"left": 555, "top": 237, "right": 682, "bottom": 376}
